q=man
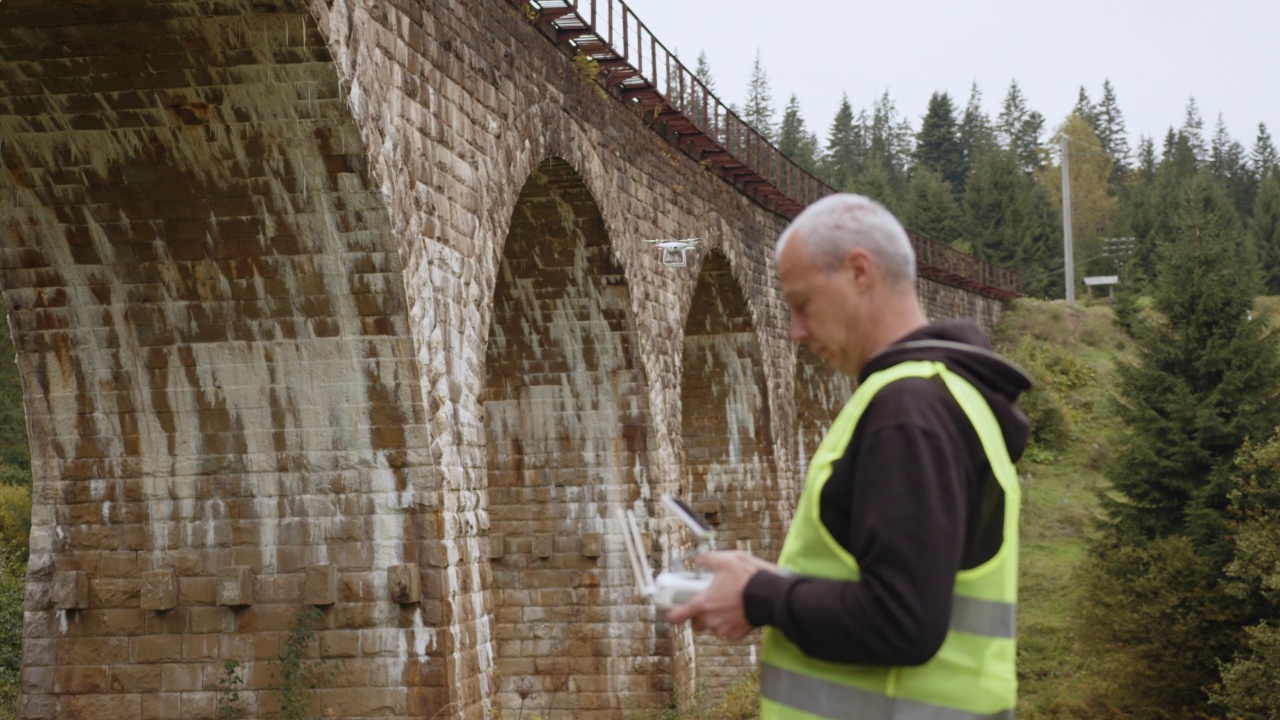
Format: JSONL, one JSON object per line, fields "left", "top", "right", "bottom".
{"left": 668, "top": 193, "right": 1031, "bottom": 719}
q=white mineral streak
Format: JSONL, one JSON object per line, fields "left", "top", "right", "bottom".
{"left": 481, "top": 175, "right": 662, "bottom": 709}
{"left": 6, "top": 11, "right": 427, "bottom": 707}
{"left": 794, "top": 358, "right": 853, "bottom": 478}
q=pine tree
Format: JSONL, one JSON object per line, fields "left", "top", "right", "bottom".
{"left": 777, "top": 94, "right": 819, "bottom": 174}
{"left": 997, "top": 80, "right": 1045, "bottom": 174}
{"left": 685, "top": 49, "right": 717, "bottom": 137}
{"left": 742, "top": 49, "right": 775, "bottom": 142}
{"left": 1180, "top": 97, "right": 1207, "bottom": 165}
{"left": 854, "top": 153, "right": 899, "bottom": 214}
{"left": 1253, "top": 123, "right": 1279, "bottom": 180}
{"left": 1096, "top": 79, "right": 1131, "bottom": 175}
{"left": 1118, "top": 136, "right": 1161, "bottom": 285}
{"left": 1210, "top": 114, "right": 1254, "bottom": 217}
{"left": 822, "top": 94, "right": 861, "bottom": 191}
{"left": 915, "top": 92, "right": 965, "bottom": 192}
{"left": 1081, "top": 175, "right": 1280, "bottom": 717}
{"left": 962, "top": 146, "right": 1061, "bottom": 297}
{"left": 867, "top": 91, "right": 912, "bottom": 201}
{"left": 1104, "top": 175, "right": 1273, "bottom": 552}
{"left": 902, "top": 167, "right": 963, "bottom": 244}
{"left": 1254, "top": 173, "right": 1280, "bottom": 293}
{"left": 694, "top": 50, "right": 715, "bottom": 93}
{"left": 1073, "top": 86, "right": 1097, "bottom": 131}
{"left": 959, "top": 82, "right": 995, "bottom": 191}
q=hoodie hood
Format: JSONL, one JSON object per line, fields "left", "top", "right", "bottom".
{"left": 861, "top": 319, "right": 1033, "bottom": 461}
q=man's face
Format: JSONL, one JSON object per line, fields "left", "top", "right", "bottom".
{"left": 778, "top": 232, "right": 862, "bottom": 376}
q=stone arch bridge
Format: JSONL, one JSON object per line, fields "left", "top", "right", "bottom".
{"left": 0, "top": 0, "right": 1019, "bottom": 718}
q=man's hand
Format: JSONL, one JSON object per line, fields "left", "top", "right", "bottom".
{"left": 665, "top": 550, "right": 778, "bottom": 641}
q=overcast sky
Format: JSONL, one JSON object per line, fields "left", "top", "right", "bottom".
{"left": 628, "top": 0, "right": 1279, "bottom": 153}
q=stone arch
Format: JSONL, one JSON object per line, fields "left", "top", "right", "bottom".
{"left": 482, "top": 156, "right": 666, "bottom": 718}
{"left": 678, "top": 248, "right": 778, "bottom": 695}
{"left": 680, "top": 248, "right": 780, "bottom": 549}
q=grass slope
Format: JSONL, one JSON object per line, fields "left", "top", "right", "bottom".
{"left": 993, "top": 299, "right": 1131, "bottom": 718}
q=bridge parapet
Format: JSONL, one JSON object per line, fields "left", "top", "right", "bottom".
{"left": 519, "top": 0, "right": 1024, "bottom": 300}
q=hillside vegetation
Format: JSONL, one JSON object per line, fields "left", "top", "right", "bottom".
{"left": 993, "top": 298, "right": 1129, "bottom": 717}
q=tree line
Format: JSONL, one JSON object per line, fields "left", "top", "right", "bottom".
{"left": 699, "top": 50, "right": 1280, "bottom": 301}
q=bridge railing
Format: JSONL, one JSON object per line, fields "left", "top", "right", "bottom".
{"left": 518, "top": 0, "right": 1023, "bottom": 299}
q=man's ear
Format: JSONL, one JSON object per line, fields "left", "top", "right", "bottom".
{"left": 842, "top": 248, "right": 877, "bottom": 291}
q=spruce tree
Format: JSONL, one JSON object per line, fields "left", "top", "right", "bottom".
{"left": 1254, "top": 173, "right": 1280, "bottom": 293}
{"left": 868, "top": 91, "right": 913, "bottom": 198}
{"left": 1180, "top": 97, "right": 1207, "bottom": 166}
{"left": 902, "top": 167, "right": 963, "bottom": 244}
{"left": 915, "top": 92, "right": 965, "bottom": 192}
{"left": 742, "top": 49, "right": 776, "bottom": 142}
{"left": 997, "top": 80, "right": 1045, "bottom": 174}
{"left": 687, "top": 50, "right": 716, "bottom": 136}
{"left": 822, "top": 94, "right": 861, "bottom": 191}
{"left": 1104, "top": 174, "right": 1276, "bottom": 552}
{"left": 1253, "top": 123, "right": 1279, "bottom": 180}
{"left": 1095, "top": 79, "right": 1131, "bottom": 179}
{"left": 962, "top": 146, "right": 1060, "bottom": 297}
{"left": 694, "top": 50, "right": 715, "bottom": 93}
{"left": 1073, "top": 86, "right": 1097, "bottom": 131}
{"left": 959, "top": 82, "right": 995, "bottom": 191}
{"left": 1119, "top": 136, "right": 1161, "bottom": 285}
{"left": 854, "top": 153, "right": 899, "bottom": 214}
{"left": 1082, "top": 174, "right": 1280, "bottom": 717}
{"left": 777, "top": 94, "right": 819, "bottom": 174}
{"left": 1210, "top": 114, "right": 1254, "bottom": 217}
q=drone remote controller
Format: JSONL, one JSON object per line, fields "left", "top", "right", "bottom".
{"left": 648, "top": 570, "right": 711, "bottom": 610}
{"left": 619, "top": 494, "right": 715, "bottom": 610}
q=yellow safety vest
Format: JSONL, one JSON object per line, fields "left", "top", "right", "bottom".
{"left": 761, "top": 360, "right": 1019, "bottom": 720}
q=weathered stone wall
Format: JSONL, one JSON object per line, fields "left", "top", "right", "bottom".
{"left": 0, "top": 0, "right": 1008, "bottom": 718}
{"left": 920, "top": 278, "right": 1005, "bottom": 333}
{"left": 0, "top": 2, "right": 443, "bottom": 718}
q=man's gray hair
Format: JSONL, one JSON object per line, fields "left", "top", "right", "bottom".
{"left": 775, "top": 193, "right": 917, "bottom": 286}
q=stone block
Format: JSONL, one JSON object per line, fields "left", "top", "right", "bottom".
{"left": 216, "top": 567, "right": 253, "bottom": 607}
{"left": 304, "top": 564, "right": 338, "bottom": 606}
{"left": 388, "top": 563, "right": 420, "bottom": 604}
{"left": 140, "top": 569, "right": 177, "bottom": 611}
{"left": 52, "top": 571, "right": 89, "bottom": 610}
{"left": 581, "top": 532, "right": 603, "bottom": 558}
{"left": 488, "top": 534, "right": 504, "bottom": 560}
{"left": 532, "top": 534, "right": 553, "bottom": 559}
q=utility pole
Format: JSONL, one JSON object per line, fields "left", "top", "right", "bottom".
{"left": 1061, "top": 134, "right": 1074, "bottom": 306}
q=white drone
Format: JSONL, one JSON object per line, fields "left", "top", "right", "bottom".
{"left": 646, "top": 237, "right": 701, "bottom": 267}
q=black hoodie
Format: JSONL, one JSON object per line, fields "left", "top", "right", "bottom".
{"left": 743, "top": 320, "right": 1032, "bottom": 666}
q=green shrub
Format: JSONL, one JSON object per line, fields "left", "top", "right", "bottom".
{"left": 1002, "top": 340, "right": 1097, "bottom": 451}
{"left": 0, "top": 483, "right": 31, "bottom": 558}
{"left": 1213, "top": 622, "right": 1280, "bottom": 717}
{"left": 271, "top": 607, "right": 339, "bottom": 720}
{"left": 1076, "top": 533, "right": 1247, "bottom": 718}
{"left": 0, "top": 553, "right": 24, "bottom": 720}
{"left": 1213, "top": 436, "right": 1280, "bottom": 717}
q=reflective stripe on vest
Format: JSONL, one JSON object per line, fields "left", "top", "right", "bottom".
{"left": 761, "top": 360, "right": 1020, "bottom": 720}
{"left": 762, "top": 664, "right": 1016, "bottom": 720}
{"left": 950, "top": 595, "right": 1015, "bottom": 639}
